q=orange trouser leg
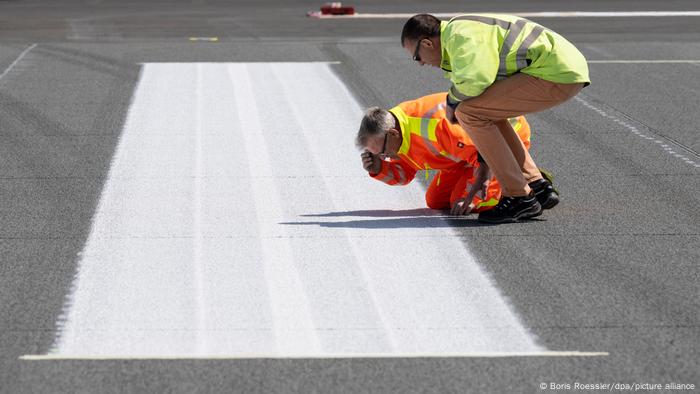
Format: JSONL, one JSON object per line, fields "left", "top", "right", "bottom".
{"left": 454, "top": 73, "right": 584, "bottom": 197}
{"left": 425, "top": 167, "right": 473, "bottom": 210}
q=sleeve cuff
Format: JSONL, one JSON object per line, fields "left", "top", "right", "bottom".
{"left": 446, "top": 93, "right": 460, "bottom": 110}
{"left": 369, "top": 161, "right": 388, "bottom": 178}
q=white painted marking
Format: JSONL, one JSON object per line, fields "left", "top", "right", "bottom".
{"left": 51, "top": 62, "right": 542, "bottom": 357}
{"left": 189, "top": 37, "right": 219, "bottom": 42}
{"left": 20, "top": 351, "right": 608, "bottom": 361}
{"left": 227, "top": 63, "right": 322, "bottom": 355}
{"left": 0, "top": 43, "right": 36, "bottom": 81}
{"left": 575, "top": 97, "right": 698, "bottom": 169}
{"left": 138, "top": 61, "right": 342, "bottom": 65}
{"left": 310, "top": 11, "right": 700, "bottom": 19}
{"left": 193, "top": 64, "right": 207, "bottom": 353}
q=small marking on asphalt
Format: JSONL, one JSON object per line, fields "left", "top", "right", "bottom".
{"left": 189, "top": 37, "right": 219, "bottom": 42}
{"left": 575, "top": 97, "right": 699, "bottom": 168}
{"left": 0, "top": 43, "right": 37, "bottom": 81}
{"left": 19, "top": 351, "right": 609, "bottom": 361}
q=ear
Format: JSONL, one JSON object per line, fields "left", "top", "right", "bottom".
{"left": 388, "top": 128, "right": 400, "bottom": 137}
{"left": 426, "top": 36, "right": 441, "bottom": 49}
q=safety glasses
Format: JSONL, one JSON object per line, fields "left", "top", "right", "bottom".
{"left": 412, "top": 39, "right": 423, "bottom": 62}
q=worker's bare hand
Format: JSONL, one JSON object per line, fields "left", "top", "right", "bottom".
{"left": 466, "top": 162, "right": 491, "bottom": 202}
{"left": 466, "top": 181, "right": 489, "bottom": 202}
{"left": 450, "top": 197, "right": 475, "bottom": 216}
{"left": 361, "top": 150, "right": 382, "bottom": 174}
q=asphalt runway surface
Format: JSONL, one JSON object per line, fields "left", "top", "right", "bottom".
{"left": 1, "top": 0, "right": 699, "bottom": 393}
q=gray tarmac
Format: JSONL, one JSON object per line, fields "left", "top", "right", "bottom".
{"left": 1, "top": 0, "right": 699, "bottom": 393}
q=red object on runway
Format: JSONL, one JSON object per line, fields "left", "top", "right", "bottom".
{"left": 320, "top": 2, "right": 355, "bottom": 15}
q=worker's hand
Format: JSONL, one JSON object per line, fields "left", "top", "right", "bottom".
{"left": 361, "top": 150, "right": 382, "bottom": 174}
{"left": 457, "top": 163, "right": 491, "bottom": 215}
{"left": 450, "top": 197, "right": 475, "bottom": 216}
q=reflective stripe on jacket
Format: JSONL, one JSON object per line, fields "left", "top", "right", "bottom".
{"left": 440, "top": 14, "right": 590, "bottom": 103}
{"left": 370, "top": 92, "right": 530, "bottom": 185}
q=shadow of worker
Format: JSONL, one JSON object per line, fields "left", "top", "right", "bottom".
{"left": 280, "top": 208, "right": 485, "bottom": 229}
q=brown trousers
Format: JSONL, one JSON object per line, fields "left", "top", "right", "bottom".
{"left": 454, "top": 73, "right": 584, "bottom": 197}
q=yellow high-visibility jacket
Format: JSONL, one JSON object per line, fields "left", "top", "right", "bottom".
{"left": 440, "top": 14, "right": 590, "bottom": 104}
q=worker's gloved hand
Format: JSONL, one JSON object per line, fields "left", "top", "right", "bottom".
{"left": 361, "top": 150, "right": 382, "bottom": 175}
{"left": 450, "top": 197, "right": 474, "bottom": 216}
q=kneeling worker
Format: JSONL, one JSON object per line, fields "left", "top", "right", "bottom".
{"left": 356, "top": 92, "right": 556, "bottom": 215}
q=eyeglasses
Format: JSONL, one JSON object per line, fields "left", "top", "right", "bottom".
{"left": 378, "top": 132, "right": 390, "bottom": 159}
{"left": 412, "top": 39, "right": 423, "bottom": 62}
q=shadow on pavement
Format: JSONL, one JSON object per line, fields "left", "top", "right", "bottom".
{"left": 282, "top": 208, "right": 492, "bottom": 229}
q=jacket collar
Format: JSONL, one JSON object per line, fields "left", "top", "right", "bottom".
{"left": 388, "top": 106, "right": 411, "bottom": 156}
{"left": 439, "top": 21, "right": 452, "bottom": 72}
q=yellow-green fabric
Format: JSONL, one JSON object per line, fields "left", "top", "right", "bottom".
{"left": 440, "top": 14, "right": 590, "bottom": 103}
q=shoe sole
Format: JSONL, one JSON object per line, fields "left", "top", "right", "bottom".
{"left": 478, "top": 204, "right": 543, "bottom": 224}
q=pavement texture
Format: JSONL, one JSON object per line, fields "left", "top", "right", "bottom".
{"left": 1, "top": 0, "right": 699, "bottom": 393}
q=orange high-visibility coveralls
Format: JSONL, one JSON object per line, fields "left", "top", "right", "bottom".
{"left": 370, "top": 92, "right": 531, "bottom": 211}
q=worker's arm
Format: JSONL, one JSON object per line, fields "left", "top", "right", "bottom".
{"left": 450, "top": 161, "right": 491, "bottom": 215}
{"left": 361, "top": 151, "right": 416, "bottom": 186}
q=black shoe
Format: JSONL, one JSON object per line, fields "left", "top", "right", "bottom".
{"left": 477, "top": 193, "right": 542, "bottom": 223}
{"left": 529, "top": 170, "right": 559, "bottom": 210}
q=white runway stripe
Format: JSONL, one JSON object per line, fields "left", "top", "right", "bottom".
{"left": 51, "top": 62, "right": 542, "bottom": 357}
{"left": 227, "top": 63, "right": 321, "bottom": 355}
{"left": 309, "top": 11, "right": 700, "bottom": 19}
{"left": 21, "top": 351, "right": 609, "bottom": 361}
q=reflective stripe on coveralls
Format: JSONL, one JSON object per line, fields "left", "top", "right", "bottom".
{"left": 395, "top": 164, "right": 407, "bottom": 184}
{"left": 476, "top": 197, "right": 499, "bottom": 209}
{"left": 420, "top": 103, "right": 463, "bottom": 163}
{"left": 377, "top": 164, "right": 409, "bottom": 185}
{"left": 395, "top": 103, "right": 464, "bottom": 165}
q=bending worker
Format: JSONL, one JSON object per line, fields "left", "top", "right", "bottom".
{"left": 356, "top": 92, "right": 549, "bottom": 215}
{"left": 401, "top": 14, "right": 589, "bottom": 223}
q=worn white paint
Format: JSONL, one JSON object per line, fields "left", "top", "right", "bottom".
{"left": 0, "top": 44, "right": 36, "bottom": 81}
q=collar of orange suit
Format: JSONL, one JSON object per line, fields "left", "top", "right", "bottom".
{"left": 388, "top": 106, "right": 411, "bottom": 157}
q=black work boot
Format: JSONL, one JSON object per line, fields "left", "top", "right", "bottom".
{"left": 529, "top": 170, "right": 559, "bottom": 210}
{"left": 477, "top": 192, "right": 542, "bottom": 224}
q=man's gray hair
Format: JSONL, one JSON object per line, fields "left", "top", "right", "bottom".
{"left": 355, "top": 107, "right": 394, "bottom": 149}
